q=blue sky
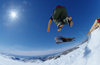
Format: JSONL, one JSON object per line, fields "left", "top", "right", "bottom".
{"left": 0, "top": 0, "right": 100, "bottom": 56}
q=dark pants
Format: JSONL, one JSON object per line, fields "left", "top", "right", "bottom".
{"left": 53, "top": 7, "right": 68, "bottom": 26}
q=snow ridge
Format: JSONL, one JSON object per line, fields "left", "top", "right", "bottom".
{"left": 0, "top": 28, "right": 100, "bottom": 65}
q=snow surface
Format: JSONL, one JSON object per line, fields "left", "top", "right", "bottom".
{"left": 0, "top": 28, "right": 100, "bottom": 65}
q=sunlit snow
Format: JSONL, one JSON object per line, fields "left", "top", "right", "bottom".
{"left": 0, "top": 27, "right": 100, "bottom": 65}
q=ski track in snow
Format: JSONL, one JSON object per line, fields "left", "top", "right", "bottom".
{"left": 0, "top": 28, "right": 100, "bottom": 65}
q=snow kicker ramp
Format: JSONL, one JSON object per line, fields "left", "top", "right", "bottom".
{"left": 0, "top": 28, "right": 100, "bottom": 65}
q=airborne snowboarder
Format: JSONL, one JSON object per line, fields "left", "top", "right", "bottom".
{"left": 47, "top": 5, "right": 73, "bottom": 32}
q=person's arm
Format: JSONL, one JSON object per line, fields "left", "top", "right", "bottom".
{"left": 47, "top": 17, "right": 53, "bottom": 32}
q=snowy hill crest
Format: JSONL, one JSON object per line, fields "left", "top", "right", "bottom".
{"left": 0, "top": 28, "right": 100, "bottom": 65}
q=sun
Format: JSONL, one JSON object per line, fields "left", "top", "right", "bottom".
{"left": 7, "top": 9, "right": 20, "bottom": 22}
{"left": 10, "top": 11, "right": 17, "bottom": 19}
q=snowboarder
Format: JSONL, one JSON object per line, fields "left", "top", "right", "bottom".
{"left": 88, "top": 18, "right": 100, "bottom": 35}
{"left": 47, "top": 5, "right": 73, "bottom": 32}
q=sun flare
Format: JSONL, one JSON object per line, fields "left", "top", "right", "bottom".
{"left": 10, "top": 11, "right": 17, "bottom": 19}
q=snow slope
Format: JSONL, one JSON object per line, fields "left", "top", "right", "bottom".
{"left": 0, "top": 27, "right": 100, "bottom": 65}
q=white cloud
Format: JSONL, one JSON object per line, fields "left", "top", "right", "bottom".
{"left": 4, "top": 46, "right": 74, "bottom": 56}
